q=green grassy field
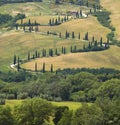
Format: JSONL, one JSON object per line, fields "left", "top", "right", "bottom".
{"left": 22, "top": 46, "right": 120, "bottom": 71}
{"left": 5, "top": 99, "right": 82, "bottom": 111}
{"left": 101, "top": 0, "right": 120, "bottom": 41}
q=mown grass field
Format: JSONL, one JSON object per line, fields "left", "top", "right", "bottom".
{"left": 5, "top": 99, "right": 82, "bottom": 111}
{"left": 101, "top": 0, "right": 120, "bottom": 40}
{"left": 22, "top": 46, "right": 120, "bottom": 71}
{"left": 38, "top": 16, "right": 110, "bottom": 41}
{"left": 0, "top": 30, "right": 87, "bottom": 71}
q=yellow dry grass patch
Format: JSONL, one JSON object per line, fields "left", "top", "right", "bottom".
{"left": 22, "top": 46, "right": 120, "bottom": 71}
{"left": 39, "top": 16, "right": 110, "bottom": 41}
{"left": 101, "top": 0, "right": 120, "bottom": 40}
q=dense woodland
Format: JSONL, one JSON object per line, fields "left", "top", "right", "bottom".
{"left": 0, "top": 68, "right": 120, "bottom": 125}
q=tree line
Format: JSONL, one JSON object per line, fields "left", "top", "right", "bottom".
{"left": 0, "top": 0, "right": 42, "bottom": 6}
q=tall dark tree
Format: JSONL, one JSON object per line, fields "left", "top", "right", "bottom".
{"left": 70, "top": 46, "right": 73, "bottom": 53}
{"left": 17, "top": 56, "right": 20, "bottom": 71}
{"left": 100, "top": 37, "right": 103, "bottom": 47}
{"left": 42, "top": 62, "right": 45, "bottom": 73}
{"left": 13, "top": 54, "right": 17, "bottom": 65}
{"left": 49, "top": 19, "right": 52, "bottom": 25}
{"left": 50, "top": 64, "right": 53, "bottom": 73}
{"left": 35, "top": 62, "right": 37, "bottom": 72}
{"left": 80, "top": 10, "right": 82, "bottom": 17}
{"left": 72, "top": 31, "right": 75, "bottom": 39}
{"left": 84, "top": 32, "right": 89, "bottom": 40}
{"left": 78, "top": 32, "right": 80, "bottom": 39}
{"left": 28, "top": 52, "right": 30, "bottom": 61}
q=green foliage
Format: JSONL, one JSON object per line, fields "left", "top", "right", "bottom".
{"left": 0, "top": 106, "right": 14, "bottom": 125}
{"left": 0, "top": 14, "right": 12, "bottom": 25}
{"left": 72, "top": 103, "right": 103, "bottom": 125}
{"left": 14, "top": 98, "right": 53, "bottom": 125}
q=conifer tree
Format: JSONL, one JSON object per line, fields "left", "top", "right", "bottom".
{"left": 35, "top": 62, "right": 37, "bottom": 72}
{"left": 78, "top": 32, "right": 80, "bottom": 39}
{"left": 72, "top": 31, "right": 75, "bottom": 39}
{"left": 84, "top": 32, "right": 88, "bottom": 40}
{"left": 50, "top": 64, "right": 53, "bottom": 73}
{"left": 42, "top": 62, "right": 45, "bottom": 73}
{"left": 80, "top": 10, "right": 82, "bottom": 17}
{"left": 28, "top": 52, "right": 30, "bottom": 61}
{"left": 13, "top": 54, "right": 17, "bottom": 65}
{"left": 17, "top": 56, "right": 20, "bottom": 71}
{"left": 55, "top": 19, "right": 58, "bottom": 25}
{"left": 49, "top": 19, "right": 52, "bottom": 25}
{"left": 100, "top": 37, "right": 103, "bottom": 47}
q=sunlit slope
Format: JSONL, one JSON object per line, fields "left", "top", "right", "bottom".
{"left": 101, "top": 0, "right": 120, "bottom": 40}
{"left": 22, "top": 46, "right": 120, "bottom": 71}
{"left": 0, "top": 31, "right": 86, "bottom": 71}
{"left": 39, "top": 16, "right": 110, "bottom": 41}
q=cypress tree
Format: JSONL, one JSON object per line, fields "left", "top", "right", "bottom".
{"left": 55, "top": 19, "right": 58, "bottom": 25}
{"left": 28, "top": 19, "right": 31, "bottom": 26}
{"left": 84, "top": 32, "right": 88, "bottom": 40}
{"left": 72, "top": 31, "right": 75, "bottom": 39}
{"left": 50, "top": 64, "right": 53, "bottom": 73}
{"left": 92, "top": 36, "right": 95, "bottom": 42}
{"left": 88, "top": 42, "right": 91, "bottom": 49}
{"left": 100, "top": 37, "right": 103, "bottom": 47}
{"left": 80, "top": 10, "right": 82, "bottom": 17}
{"left": 17, "top": 56, "right": 20, "bottom": 71}
{"left": 49, "top": 19, "right": 52, "bottom": 25}
{"left": 13, "top": 54, "right": 17, "bottom": 65}
{"left": 78, "top": 32, "right": 80, "bottom": 39}
{"left": 28, "top": 52, "right": 30, "bottom": 61}
{"left": 35, "top": 62, "right": 37, "bottom": 72}
{"left": 42, "top": 62, "right": 45, "bottom": 73}
{"left": 33, "top": 54, "right": 35, "bottom": 59}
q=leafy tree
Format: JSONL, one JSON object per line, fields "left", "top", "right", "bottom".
{"left": 72, "top": 31, "right": 75, "bottom": 39}
{"left": 58, "top": 110, "right": 73, "bottom": 125}
{"left": 72, "top": 103, "right": 103, "bottom": 125}
{"left": 0, "top": 106, "right": 14, "bottom": 125}
{"left": 53, "top": 106, "right": 69, "bottom": 125}
{"left": 14, "top": 98, "right": 53, "bottom": 125}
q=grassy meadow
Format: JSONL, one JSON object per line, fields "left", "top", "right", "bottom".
{"left": 5, "top": 99, "right": 82, "bottom": 111}
{"left": 0, "top": 30, "right": 88, "bottom": 71}
{"left": 101, "top": 0, "right": 120, "bottom": 40}
{"left": 22, "top": 46, "right": 120, "bottom": 71}
{"left": 20, "top": 15, "right": 110, "bottom": 41}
